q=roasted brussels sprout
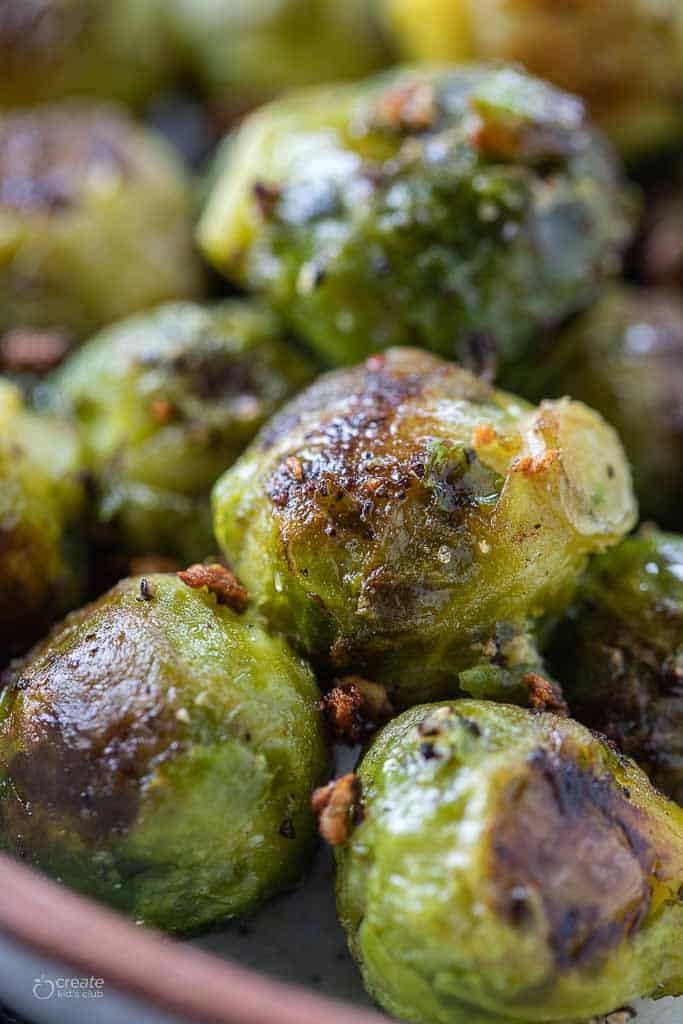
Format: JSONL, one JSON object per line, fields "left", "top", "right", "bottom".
{"left": 334, "top": 700, "right": 683, "bottom": 1024}
{"left": 0, "top": 0, "right": 172, "bottom": 110}
{"left": 213, "top": 348, "right": 636, "bottom": 707}
{"left": 549, "top": 528, "right": 683, "bottom": 806}
{"left": 169, "top": 0, "right": 388, "bottom": 116}
{"left": 383, "top": 0, "right": 683, "bottom": 158}
{"left": 199, "top": 65, "right": 634, "bottom": 370}
{"left": 48, "top": 300, "right": 315, "bottom": 564}
{"left": 505, "top": 285, "right": 683, "bottom": 530}
{"left": 0, "top": 378, "right": 86, "bottom": 665}
{"left": 0, "top": 572, "right": 328, "bottom": 932}
{"left": 0, "top": 104, "right": 202, "bottom": 342}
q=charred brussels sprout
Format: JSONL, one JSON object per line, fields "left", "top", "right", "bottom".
{"left": 0, "top": 378, "right": 86, "bottom": 665}
{"left": 0, "top": 0, "right": 172, "bottom": 110}
{"left": 48, "top": 301, "right": 314, "bottom": 563}
{"left": 0, "top": 104, "right": 201, "bottom": 342}
{"left": 550, "top": 528, "right": 683, "bottom": 806}
{"left": 506, "top": 286, "right": 683, "bottom": 530}
{"left": 0, "top": 573, "right": 328, "bottom": 933}
{"left": 334, "top": 700, "right": 683, "bottom": 1024}
{"left": 213, "top": 348, "right": 636, "bottom": 707}
{"left": 383, "top": 0, "right": 683, "bottom": 159}
{"left": 169, "top": 0, "right": 388, "bottom": 115}
{"left": 199, "top": 65, "right": 633, "bottom": 370}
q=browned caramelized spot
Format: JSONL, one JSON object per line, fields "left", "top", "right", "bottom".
{"left": 599, "top": 1010, "right": 636, "bottom": 1024}
{"left": 0, "top": 328, "right": 71, "bottom": 374}
{"left": 266, "top": 359, "right": 426, "bottom": 529}
{"left": 177, "top": 563, "right": 249, "bottom": 612}
{"left": 523, "top": 672, "right": 569, "bottom": 716}
{"left": 285, "top": 455, "right": 304, "bottom": 481}
{"left": 312, "top": 773, "right": 362, "bottom": 846}
{"left": 252, "top": 180, "right": 281, "bottom": 219}
{"left": 375, "top": 80, "right": 437, "bottom": 132}
{"left": 473, "top": 423, "right": 498, "bottom": 447}
{"left": 491, "top": 748, "right": 655, "bottom": 969}
{"left": 149, "top": 397, "right": 176, "bottom": 425}
{"left": 0, "top": 107, "right": 137, "bottom": 213}
{"left": 129, "top": 555, "right": 178, "bottom": 576}
{"left": 512, "top": 449, "right": 560, "bottom": 477}
{"left": 322, "top": 675, "right": 393, "bottom": 744}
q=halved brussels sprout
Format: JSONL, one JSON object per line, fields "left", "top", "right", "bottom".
{"left": 199, "top": 64, "right": 634, "bottom": 370}
{"left": 0, "top": 572, "right": 328, "bottom": 933}
{"left": 48, "top": 300, "right": 315, "bottom": 563}
{"left": 335, "top": 700, "right": 683, "bottom": 1024}
{"left": 0, "top": 103, "right": 202, "bottom": 342}
{"left": 213, "top": 348, "right": 636, "bottom": 707}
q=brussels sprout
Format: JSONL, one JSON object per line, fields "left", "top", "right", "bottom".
{"left": 0, "top": 378, "right": 86, "bottom": 665}
{"left": 0, "top": 571, "right": 328, "bottom": 933}
{"left": 212, "top": 348, "right": 636, "bottom": 707}
{"left": 0, "top": 0, "right": 173, "bottom": 110}
{"left": 168, "top": 0, "right": 388, "bottom": 115}
{"left": 383, "top": 0, "right": 683, "bottom": 159}
{"left": 333, "top": 700, "right": 683, "bottom": 1024}
{"left": 0, "top": 104, "right": 202, "bottom": 342}
{"left": 199, "top": 65, "right": 634, "bottom": 370}
{"left": 549, "top": 528, "right": 683, "bottom": 806}
{"left": 504, "top": 285, "right": 683, "bottom": 530}
{"left": 48, "top": 300, "right": 315, "bottom": 564}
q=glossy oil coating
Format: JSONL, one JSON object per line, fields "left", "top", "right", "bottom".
{"left": 336, "top": 700, "right": 683, "bottom": 1023}
{"left": 0, "top": 574, "right": 328, "bottom": 933}
{"left": 213, "top": 348, "right": 636, "bottom": 706}
{"left": 199, "top": 64, "right": 634, "bottom": 370}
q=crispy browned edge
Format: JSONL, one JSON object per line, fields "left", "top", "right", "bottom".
{"left": 0, "top": 853, "right": 385, "bottom": 1024}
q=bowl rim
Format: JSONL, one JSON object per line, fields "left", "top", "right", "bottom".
{"left": 0, "top": 852, "right": 385, "bottom": 1024}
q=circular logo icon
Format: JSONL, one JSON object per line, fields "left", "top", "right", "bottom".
{"left": 32, "top": 975, "right": 55, "bottom": 1000}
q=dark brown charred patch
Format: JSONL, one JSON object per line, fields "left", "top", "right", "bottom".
{"left": 0, "top": 107, "right": 137, "bottom": 214}
{"left": 322, "top": 676, "right": 393, "bottom": 745}
{"left": 491, "top": 748, "right": 655, "bottom": 969}
{"left": 312, "top": 773, "right": 362, "bottom": 846}
{"left": 177, "top": 563, "right": 248, "bottom": 613}
{"left": 523, "top": 672, "right": 569, "bottom": 716}
{"left": 3, "top": 594, "right": 180, "bottom": 840}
